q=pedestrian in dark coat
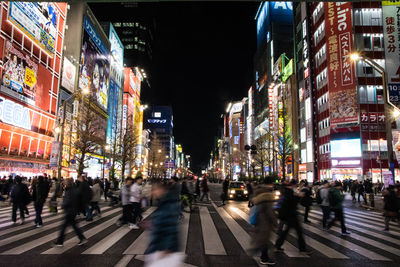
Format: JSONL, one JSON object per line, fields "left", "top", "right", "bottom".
{"left": 77, "top": 176, "right": 92, "bottom": 220}
{"left": 145, "top": 181, "right": 181, "bottom": 255}
{"left": 10, "top": 176, "right": 30, "bottom": 225}
{"left": 275, "top": 179, "right": 311, "bottom": 254}
{"left": 32, "top": 176, "right": 49, "bottom": 227}
{"left": 221, "top": 178, "right": 229, "bottom": 205}
{"left": 54, "top": 179, "right": 86, "bottom": 246}
{"left": 383, "top": 185, "right": 400, "bottom": 231}
{"left": 199, "top": 177, "right": 209, "bottom": 202}
{"left": 249, "top": 184, "right": 277, "bottom": 265}
{"left": 300, "top": 181, "right": 313, "bottom": 223}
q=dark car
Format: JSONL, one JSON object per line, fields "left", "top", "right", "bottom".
{"left": 228, "top": 182, "right": 248, "bottom": 200}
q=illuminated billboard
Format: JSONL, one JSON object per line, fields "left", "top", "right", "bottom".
{"left": 325, "top": 2, "right": 358, "bottom": 127}
{"left": 1, "top": 41, "right": 37, "bottom": 106}
{"left": 79, "top": 16, "right": 110, "bottom": 111}
{"left": 8, "top": 2, "right": 58, "bottom": 57}
{"left": 331, "top": 139, "right": 361, "bottom": 158}
{"left": 109, "top": 23, "right": 124, "bottom": 68}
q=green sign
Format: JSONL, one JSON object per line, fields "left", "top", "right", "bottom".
{"left": 282, "top": 59, "right": 293, "bottom": 82}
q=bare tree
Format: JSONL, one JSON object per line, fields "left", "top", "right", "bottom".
{"left": 120, "top": 119, "right": 138, "bottom": 181}
{"left": 148, "top": 132, "right": 167, "bottom": 178}
{"left": 253, "top": 130, "right": 274, "bottom": 179}
{"left": 75, "top": 106, "right": 106, "bottom": 177}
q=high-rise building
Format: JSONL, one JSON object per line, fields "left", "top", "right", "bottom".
{"left": 0, "top": 2, "right": 67, "bottom": 177}
{"left": 143, "top": 106, "right": 174, "bottom": 159}
{"left": 296, "top": 1, "right": 400, "bottom": 183}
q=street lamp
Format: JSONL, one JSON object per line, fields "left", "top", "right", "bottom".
{"left": 351, "top": 52, "right": 400, "bottom": 183}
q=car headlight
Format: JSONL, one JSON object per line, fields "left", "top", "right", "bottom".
{"left": 244, "top": 190, "right": 248, "bottom": 194}
{"left": 230, "top": 190, "right": 236, "bottom": 194}
{"left": 275, "top": 191, "right": 281, "bottom": 196}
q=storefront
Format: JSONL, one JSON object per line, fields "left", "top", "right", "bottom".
{"left": 0, "top": 159, "right": 50, "bottom": 178}
{"left": 331, "top": 158, "right": 362, "bottom": 181}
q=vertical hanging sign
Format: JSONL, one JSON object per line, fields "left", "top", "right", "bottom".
{"left": 325, "top": 2, "right": 358, "bottom": 127}
{"left": 383, "top": 1, "right": 400, "bottom": 107}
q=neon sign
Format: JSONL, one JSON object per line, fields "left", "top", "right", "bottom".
{"left": 0, "top": 98, "right": 31, "bottom": 130}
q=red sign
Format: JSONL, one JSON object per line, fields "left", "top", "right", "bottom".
{"left": 360, "top": 112, "right": 385, "bottom": 124}
{"left": 325, "top": 2, "right": 358, "bottom": 127}
{"left": 299, "top": 164, "right": 307, "bottom": 172}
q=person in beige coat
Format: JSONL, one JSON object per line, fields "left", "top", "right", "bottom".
{"left": 249, "top": 183, "right": 277, "bottom": 265}
{"left": 90, "top": 179, "right": 103, "bottom": 217}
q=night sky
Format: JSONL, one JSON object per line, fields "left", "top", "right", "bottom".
{"left": 91, "top": 2, "right": 258, "bottom": 173}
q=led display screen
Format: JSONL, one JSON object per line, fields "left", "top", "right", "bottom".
{"left": 331, "top": 139, "right": 361, "bottom": 158}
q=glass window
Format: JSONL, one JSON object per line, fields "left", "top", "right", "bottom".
{"left": 364, "top": 36, "right": 371, "bottom": 49}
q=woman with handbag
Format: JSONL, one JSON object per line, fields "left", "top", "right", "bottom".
{"left": 383, "top": 185, "right": 399, "bottom": 231}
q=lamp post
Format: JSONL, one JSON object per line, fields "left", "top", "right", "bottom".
{"left": 351, "top": 53, "right": 400, "bottom": 183}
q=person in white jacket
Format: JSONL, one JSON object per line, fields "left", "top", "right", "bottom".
{"left": 129, "top": 177, "right": 143, "bottom": 229}
{"left": 90, "top": 179, "right": 103, "bottom": 218}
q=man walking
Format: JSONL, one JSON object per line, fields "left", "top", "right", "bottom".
{"left": 319, "top": 180, "right": 331, "bottom": 229}
{"left": 116, "top": 178, "right": 133, "bottom": 226}
{"left": 10, "top": 176, "right": 30, "bottom": 225}
{"left": 77, "top": 176, "right": 92, "bottom": 221}
{"left": 200, "top": 177, "right": 209, "bottom": 202}
{"left": 32, "top": 176, "right": 49, "bottom": 227}
{"left": 129, "top": 177, "right": 143, "bottom": 229}
{"left": 275, "top": 179, "right": 311, "bottom": 254}
{"left": 221, "top": 177, "right": 229, "bottom": 206}
{"left": 327, "top": 181, "right": 350, "bottom": 235}
{"left": 54, "top": 179, "right": 87, "bottom": 247}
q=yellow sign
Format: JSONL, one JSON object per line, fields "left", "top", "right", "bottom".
{"left": 25, "top": 67, "right": 36, "bottom": 88}
{"left": 382, "top": 1, "right": 400, "bottom": 6}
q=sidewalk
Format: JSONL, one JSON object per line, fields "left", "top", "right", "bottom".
{"left": 342, "top": 192, "right": 385, "bottom": 212}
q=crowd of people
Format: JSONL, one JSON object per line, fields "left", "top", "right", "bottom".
{"left": 2, "top": 174, "right": 400, "bottom": 266}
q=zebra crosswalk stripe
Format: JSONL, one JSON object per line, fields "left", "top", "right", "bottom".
{"left": 114, "top": 254, "right": 135, "bottom": 267}
{"left": 42, "top": 208, "right": 122, "bottom": 254}
{"left": 199, "top": 206, "right": 226, "bottom": 255}
{"left": 230, "top": 208, "right": 348, "bottom": 259}
{"left": 343, "top": 210, "right": 400, "bottom": 230}
{"left": 82, "top": 207, "right": 156, "bottom": 255}
{"left": 1, "top": 208, "right": 121, "bottom": 255}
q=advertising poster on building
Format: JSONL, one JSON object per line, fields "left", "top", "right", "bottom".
{"left": 1, "top": 41, "right": 38, "bottom": 106}
{"left": 109, "top": 23, "right": 124, "bottom": 68}
{"left": 392, "top": 129, "right": 400, "bottom": 164}
{"left": 79, "top": 16, "right": 110, "bottom": 111}
{"left": 383, "top": 171, "right": 394, "bottom": 188}
{"left": 325, "top": 2, "right": 358, "bottom": 127}
{"left": 61, "top": 58, "right": 76, "bottom": 93}
{"left": 49, "top": 141, "right": 59, "bottom": 168}
{"left": 106, "top": 79, "right": 120, "bottom": 144}
{"left": 7, "top": 2, "right": 58, "bottom": 57}
{"left": 383, "top": 1, "right": 400, "bottom": 108}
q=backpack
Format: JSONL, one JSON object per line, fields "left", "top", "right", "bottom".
{"left": 316, "top": 189, "right": 322, "bottom": 205}
{"left": 328, "top": 189, "right": 339, "bottom": 208}
{"left": 249, "top": 205, "right": 258, "bottom": 226}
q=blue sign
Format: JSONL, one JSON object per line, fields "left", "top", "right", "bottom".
{"left": 388, "top": 83, "right": 400, "bottom": 106}
{"left": 83, "top": 16, "right": 109, "bottom": 55}
{"left": 106, "top": 79, "right": 120, "bottom": 144}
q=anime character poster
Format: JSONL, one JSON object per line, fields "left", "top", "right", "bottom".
{"left": 79, "top": 17, "right": 110, "bottom": 111}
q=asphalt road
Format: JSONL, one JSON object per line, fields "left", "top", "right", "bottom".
{"left": 0, "top": 182, "right": 398, "bottom": 267}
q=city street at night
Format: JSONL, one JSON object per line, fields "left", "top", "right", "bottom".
{"left": 1, "top": 0, "right": 400, "bottom": 266}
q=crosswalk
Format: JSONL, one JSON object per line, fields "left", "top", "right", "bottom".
{"left": 0, "top": 200, "right": 400, "bottom": 266}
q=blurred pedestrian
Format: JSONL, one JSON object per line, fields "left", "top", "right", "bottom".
{"left": 104, "top": 178, "right": 110, "bottom": 201}
{"left": 145, "top": 181, "right": 183, "bottom": 266}
{"left": 300, "top": 181, "right": 312, "bottom": 223}
{"left": 319, "top": 180, "right": 331, "bottom": 229}
{"left": 249, "top": 183, "right": 277, "bottom": 265}
{"left": 357, "top": 181, "right": 366, "bottom": 204}
{"left": 199, "top": 177, "right": 209, "bottom": 202}
{"left": 350, "top": 180, "right": 357, "bottom": 203}
{"left": 10, "top": 176, "right": 30, "bottom": 225}
{"left": 129, "top": 177, "right": 143, "bottom": 229}
{"left": 54, "top": 179, "right": 87, "bottom": 247}
{"left": 327, "top": 181, "right": 350, "bottom": 235}
{"left": 116, "top": 178, "right": 133, "bottom": 226}
{"left": 32, "top": 176, "right": 49, "bottom": 227}
{"left": 246, "top": 180, "right": 254, "bottom": 208}
{"left": 275, "top": 179, "right": 311, "bottom": 254}
{"left": 195, "top": 179, "right": 200, "bottom": 201}
{"left": 221, "top": 177, "right": 229, "bottom": 206}
{"left": 383, "top": 185, "right": 400, "bottom": 231}
{"left": 76, "top": 176, "right": 92, "bottom": 221}
{"left": 90, "top": 179, "right": 103, "bottom": 217}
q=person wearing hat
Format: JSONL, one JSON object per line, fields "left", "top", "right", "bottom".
{"left": 327, "top": 181, "right": 350, "bottom": 235}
